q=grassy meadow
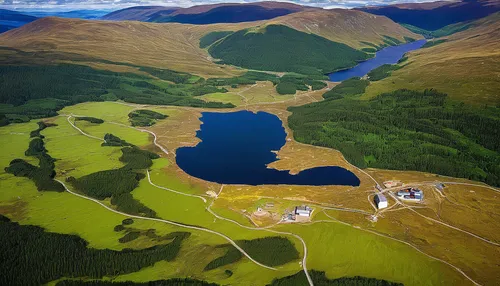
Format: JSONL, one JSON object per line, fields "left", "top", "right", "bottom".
{"left": 279, "top": 216, "right": 468, "bottom": 285}
{"left": 0, "top": 101, "right": 494, "bottom": 285}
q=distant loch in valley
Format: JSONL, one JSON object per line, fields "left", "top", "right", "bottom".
{"left": 176, "top": 111, "right": 360, "bottom": 186}
{"left": 328, "top": 40, "right": 426, "bottom": 82}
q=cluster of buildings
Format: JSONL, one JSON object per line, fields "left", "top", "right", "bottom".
{"left": 284, "top": 206, "right": 313, "bottom": 222}
{"left": 374, "top": 184, "right": 425, "bottom": 209}
{"left": 396, "top": 187, "right": 424, "bottom": 201}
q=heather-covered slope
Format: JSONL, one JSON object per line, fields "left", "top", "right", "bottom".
{"left": 0, "top": 17, "right": 252, "bottom": 78}
{"left": 364, "top": 12, "right": 500, "bottom": 105}
{"left": 269, "top": 9, "right": 422, "bottom": 49}
{"left": 0, "top": 10, "right": 419, "bottom": 77}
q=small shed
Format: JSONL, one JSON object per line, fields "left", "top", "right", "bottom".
{"left": 374, "top": 194, "right": 388, "bottom": 209}
{"left": 435, "top": 183, "right": 445, "bottom": 191}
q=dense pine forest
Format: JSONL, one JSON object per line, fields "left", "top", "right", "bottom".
{"left": 199, "top": 31, "right": 233, "bottom": 48}
{"left": 205, "top": 236, "right": 300, "bottom": 271}
{"left": 57, "top": 279, "right": 218, "bottom": 286}
{"left": 322, "top": 78, "right": 369, "bottom": 99}
{"left": 289, "top": 89, "right": 500, "bottom": 186}
{"left": 0, "top": 215, "right": 190, "bottom": 285}
{"left": 204, "top": 245, "right": 242, "bottom": 271}
{"left": 269, "top": 270, "right": 403, "bottom": 286}
{"left": 69, "top": 144, "right": 161, "bottom": 217}
{"left": 208, "top": 25, "right": 369, "bottom": 75}
{"left": 0, "top": 63, "right": 233, "bottom": 124}
{"left": 103, "top": 133, "right": 134, "bottom": 147}
{"left": 237, "top": 236, "right": 300, "bottom": 266}
{"left": 5, "top": 122, "right": 64, "bottom": 192}
{"left": 128, "top": 110, "right": 168, "bottom": 127}
{"left": 366, "top": 65, "right": 400, "bottom": 81}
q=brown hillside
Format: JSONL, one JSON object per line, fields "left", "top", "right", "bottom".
{"left": 0, "top": 17, "right": 258, "bottom": 77}
{"left": 0, "top": 10, "right": 419, "bottom": 77}
{"left": 270, "top": 9, "right": 422, "bottom": 48}
{"left": 364, "top": 13, "right": 500, "bottom": 105}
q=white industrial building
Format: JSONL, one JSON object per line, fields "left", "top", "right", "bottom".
{"left": 374, "top": 194, "right": 388, "bottom": 209}
{"left": 295, "top": 206, "right": 312, "bottom": 217}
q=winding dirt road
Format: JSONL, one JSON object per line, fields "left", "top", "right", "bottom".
{"left": 147, "top": 170, "right": 207, "bottom": 203}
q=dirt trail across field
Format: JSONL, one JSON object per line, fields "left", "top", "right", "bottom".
{"left": 55, "top": 179, "right": 278, "bottom": 272}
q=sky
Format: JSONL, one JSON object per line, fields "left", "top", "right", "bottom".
{"left": 0, "top": 0, "right": 451, "bottom": 11}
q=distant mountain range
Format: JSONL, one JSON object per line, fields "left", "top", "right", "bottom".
{"left": 101, "top": 1, "right": 315, "bottom": 24}
{"left": 100, "top": 6, "right": 179, "bottom": 21}
{"left": 358, "top": 0, "right": 500, "bottom": 30}
{"left": 0, "top": 9, "right": 37, "bottom": 33}
{"left": 25, "top": 9, "right": 111, "bottom": 19}
{"left": 0, "top": 9, "right": 110, "bottom": 33}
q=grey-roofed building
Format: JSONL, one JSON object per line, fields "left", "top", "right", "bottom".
{"left": 374, "top": 194, "right": 388, "bottom": 209}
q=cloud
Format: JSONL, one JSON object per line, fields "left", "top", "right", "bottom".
{"left": 0, "top": 0, "right": 453, "bottom": 11}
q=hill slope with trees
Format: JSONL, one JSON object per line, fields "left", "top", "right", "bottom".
{"left": 208, "top": 24, "right": 369, "bottom": 75}
{"left": 363, "top": 12, "right": 500, "bottom": 105}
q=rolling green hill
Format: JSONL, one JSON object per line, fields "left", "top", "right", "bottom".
{"left": 208, "top": 24, "right": 369, "bottom": 75}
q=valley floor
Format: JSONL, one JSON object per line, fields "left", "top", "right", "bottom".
{"left": 1, "top": 83, "right": 499, "bottom": 285}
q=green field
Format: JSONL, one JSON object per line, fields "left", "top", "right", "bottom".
{"left": 278, "top": 216, "right": 466, "bottom": 285}
{"left": 200, "top": 92, "right": 244, "bottom": 106}
{"left": 0, "top": 101, "right": 477, "bottom": 285}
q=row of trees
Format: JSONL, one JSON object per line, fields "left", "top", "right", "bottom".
{"left": 5, "top": 123, "right": 64, "bottom": 192}
{"left": 57, "top": 278, "right": 218, "bottom": 286}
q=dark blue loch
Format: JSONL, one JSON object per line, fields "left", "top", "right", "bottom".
{"left": 176, "top": 111, "right": 360, "bottom": 186}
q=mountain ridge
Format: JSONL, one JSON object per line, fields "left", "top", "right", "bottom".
{"left": 0, "top": 10, "right": 419, "bottom": 77}
{"left": 100, "top": 1, "right": 315, "bottom": 23}
{"left": 358, "top": 0, "right": 500, "bottom": 30}
{"left": 363, "top": 12, "right": 500, "bottom": 105}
